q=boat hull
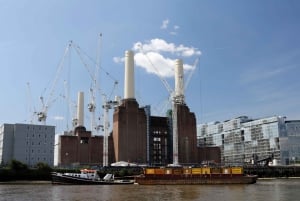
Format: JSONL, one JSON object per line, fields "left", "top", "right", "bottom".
{"left": 52, "top": 173, "right": 134, "bottom": 185}
{"left": 135, "top": 174, "right": 257, "bottom": 185}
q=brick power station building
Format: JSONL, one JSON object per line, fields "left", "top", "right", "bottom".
{"left": 57, "top": 50, "right": 220, "bottom": 167}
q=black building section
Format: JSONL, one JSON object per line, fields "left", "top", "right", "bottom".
{"left": 148, "top": 116, "right": 171, "bottom": 166}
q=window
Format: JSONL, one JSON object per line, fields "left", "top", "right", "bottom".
{"left": 154, "top": 137, "right": 160, "bottom": 142}
{"left": 80, "top": 137, "right": 89, "bottom": 144}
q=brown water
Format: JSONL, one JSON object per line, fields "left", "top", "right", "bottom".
{"left": 0, "top": 179, "right": 300, "bottom": 201}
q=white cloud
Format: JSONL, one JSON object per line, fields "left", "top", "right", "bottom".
{"left": 160, "top": 19, "right": 180, "bottom": 35}
{"left": 52, "top": 116, "right": 64, "bottom": 121}
{"left": 113, "top": 38, "right": 201, "bottom": 78}
{"left": 134, "top": 51, "right": 175, "bottom": 77}
{"left": 160, "top": 19, "right": 169, "bottom": 29}
{"left": 133, "top": 38, "right": 201, "bottom": 77}
{"left": 133, "top": 38, "right": 201, "bottom": 57}
{"left": 113, "top": 56, "right": 124, "bottom": 63}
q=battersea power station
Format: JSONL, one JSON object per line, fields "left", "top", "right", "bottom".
{"left": 57, "top": 50, "right": 220, "bottom": 167}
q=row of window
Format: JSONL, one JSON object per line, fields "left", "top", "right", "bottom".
{"left": 26, "top": 141, "right": 52, "bottom": 146}
{"left": 26, "top": 149, "right": 53, "bottom": 154}
{"left": 26, "top": 133, "right": 53, "bottom": 138}
{"left": 25, "top": 157, "right": 52, "bottom": 163}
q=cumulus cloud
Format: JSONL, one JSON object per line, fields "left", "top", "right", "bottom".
{"left": 133, "top": 38, "right": 201, "bottom": 57}
{"left": 113, "top": 38, "right": 200, "bottom": 78}
{"left": 134, "top": 51, "right": 175, "bottom": 77}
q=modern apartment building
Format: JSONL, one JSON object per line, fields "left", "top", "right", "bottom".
{"left": 0, "top": 123, "right": 55, "bottom": 167}
{"left": 198, "top": 116, "right": 300, "bottom": 165}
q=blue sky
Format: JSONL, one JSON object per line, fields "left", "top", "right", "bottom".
{"left": 1, "top": 0, "right": 300, "bottom": 133}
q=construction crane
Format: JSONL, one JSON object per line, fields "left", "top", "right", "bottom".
{"left": 37, "top": 42, "right": 72, "bottom": 124}
{"left": 26, "top": 82, "right": 37, "bottom": 123}
{"left": 71, "top": 40, "right": 100, "bottom": 134}
{"left": 62, "top": 80, "right": 78, "bottom": 130}
{"left": 102, "top": 95, "right": 119, "bottom": 166}
{"left": 87, "top": 33, "right": 102, "bottom": 135}
{"left": 71, "top": 36, "right": 120, "bottom": 166}
{"left": 137, "top": 47, "right": 181, "bottom": 165}
{"left": 184, "top": 57, "right": 199, "bottom": 91}
{"left": 137, "top": 46, "right": 199, "bottom": 166}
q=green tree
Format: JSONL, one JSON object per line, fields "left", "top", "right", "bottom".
{"left": 9, "top": 160, "right": 28, "bottom": 171}
{"left": 35, "top": 162, "right": 52, "bottom": 172}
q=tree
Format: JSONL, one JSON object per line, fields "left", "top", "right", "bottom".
{"left": 9, "top": 160, "right": 28, "bottom": 171}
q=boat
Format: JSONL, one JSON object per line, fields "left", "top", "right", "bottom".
{"left": 135, "top": 166, "right": 257, "bottom": 185}
{"left": 52, "top": 169, "right": 134, "bottom": 185}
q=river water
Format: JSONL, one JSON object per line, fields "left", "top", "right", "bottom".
{"left": 0, "top": 179, "right": 300, "bottom": 201}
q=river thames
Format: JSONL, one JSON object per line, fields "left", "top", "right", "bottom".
{"left": 1, "top": 179, "right": 300, "bottom": 201}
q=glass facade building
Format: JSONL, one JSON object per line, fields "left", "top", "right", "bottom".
{"left": 198, "top": 116, "right": 300, "bottom": 165}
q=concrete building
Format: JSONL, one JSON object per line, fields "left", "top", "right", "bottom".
{"left": 0, "top": 123, "right": 55, "bottom": 167}
{"left": 198, "top": 116, "right": 300, "bottom": 165}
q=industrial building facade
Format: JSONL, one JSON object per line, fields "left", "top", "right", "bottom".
{"left": 112, "top": 100, "right": 199, "bottom": 165}
{"left": 112, "top": 99, "right": 147, "bottom": 164}
{"left": 57, "top": 127, "right": 114, "bottom": 167}
{"left": 148, "top": 115, "right": 171, "bottom": 165}
{"left": 0, "top": 123, "right": 55, "bottom": 167}
{"left": 198, "top": 116, "right": 300, "bottom": 165}
{"left": 56, "top": 50, "right": 210, "bottom": 167}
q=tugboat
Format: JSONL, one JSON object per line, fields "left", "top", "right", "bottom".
{"left": 135, "top": 166, "right": 257, "bottom": 185}
{"left": 52, "top": 169, "right": 134, "bottom": 185}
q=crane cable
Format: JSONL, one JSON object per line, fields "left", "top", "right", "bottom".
{"left": 71, "top": 41, "right": 118, "bottom": 100}
{"left": 137, "top": 45, "right": 174, "bottom": 96}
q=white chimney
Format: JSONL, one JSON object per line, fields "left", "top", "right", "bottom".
{"left": 174, "top": 59, "right": 184, "bottom": 103}
{"left": 124, "top": 50, "right": 135, "bottom": 99}
{"left": 77, "top": 91, "right": 84, "bottom": 127}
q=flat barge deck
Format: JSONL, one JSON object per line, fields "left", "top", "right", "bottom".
{"left": 135, "top": 167, "right": 257, "bottom": 185}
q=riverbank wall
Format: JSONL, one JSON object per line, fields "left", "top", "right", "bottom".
{"left": 244, "top": 165, "right": 300, "bottom": 178}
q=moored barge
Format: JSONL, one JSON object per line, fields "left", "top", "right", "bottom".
{"left": 135, "top": 167, "right": 257, "bottom": 185}
{"left": 52, "top": 169, "right": 134, "bottom": 185}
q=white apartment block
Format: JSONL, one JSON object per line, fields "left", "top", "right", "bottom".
{"left": 198, "top": 116, "right": 300, "bottom": 165}
{"left": 0, "top": 123, "right": 55, "bottom": 167}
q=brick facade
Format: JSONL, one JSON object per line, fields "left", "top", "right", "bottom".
{"left": 113, "top": 99, "right": 147, "bottom": 163}
{"left": 58, "top": 126, "right": 114, "bottom": 166}
{"left": 176, "top": 104, "right": 198, "bottom": 164}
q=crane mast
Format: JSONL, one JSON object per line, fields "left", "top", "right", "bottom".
{"left": 71, "top": 35, "right": 120, "bottom": 166}
{"left": 102, "top": 96, "right": 119, "bottom": 166}
{"left": 172, "top": 102, "right": 179, "bottom": 165}
{"left": 36, "top": 42, "right": 72, "bottom": 124}
{"left": 87, "top": 33, "right": 102, "bottom": 135}
{"left": 138, "top": 48, "right": 183, "bottom": 165}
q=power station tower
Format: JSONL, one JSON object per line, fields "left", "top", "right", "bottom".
{"left": 172, "top": 59, "right": 185, "bottom": 165}
{"left": 76, "top": 91, "right": 85, "bottom": 127}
